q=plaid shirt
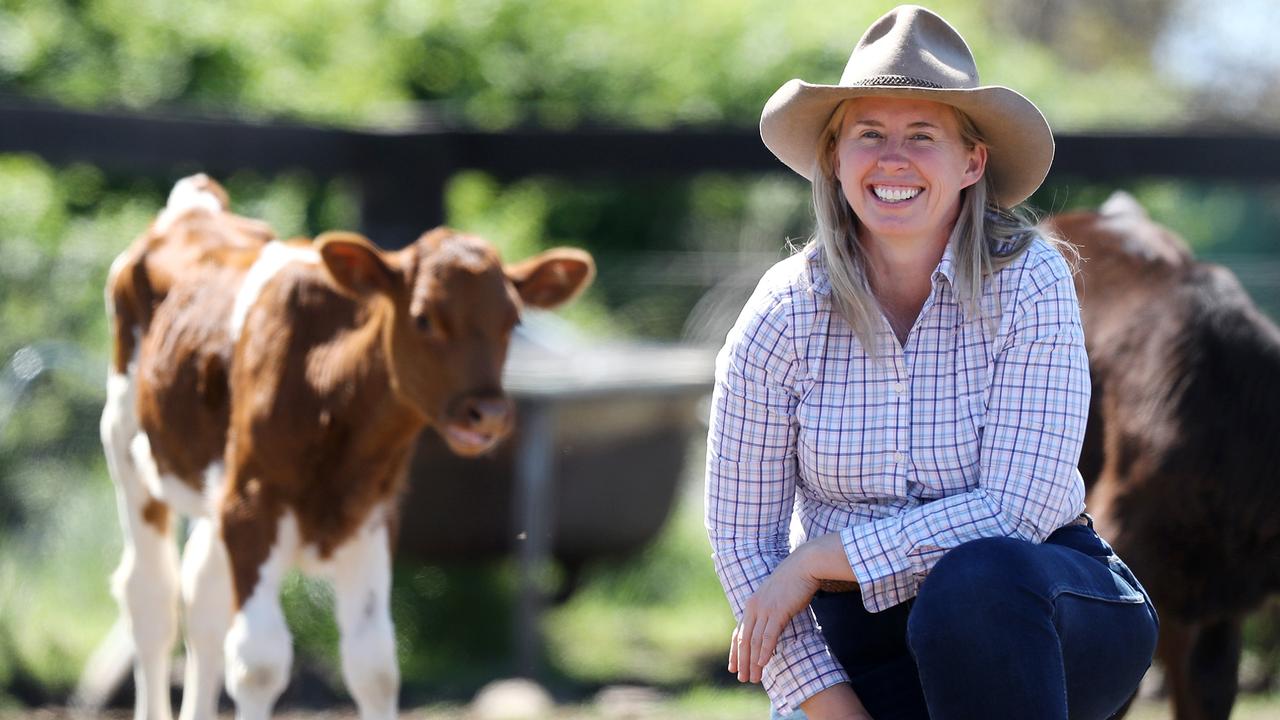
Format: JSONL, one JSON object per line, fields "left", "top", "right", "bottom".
{"left": 705, "top": 236, "right": 1090, "bottom": 714}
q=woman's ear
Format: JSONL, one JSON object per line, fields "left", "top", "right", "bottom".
{"left": 962, "top": 144, "right": 988, "bottom": 189}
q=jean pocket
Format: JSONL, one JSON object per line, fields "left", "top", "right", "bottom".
{"left": 1045, "top": 527, "right": 1149, "bottom": 605}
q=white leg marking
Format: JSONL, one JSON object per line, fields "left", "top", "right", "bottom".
{"left": 224, "top": 513, "right": 299, "bottom": 720}
{"left": 230, "top": 242, "right": 318, "bottom": 342}
{"left": 128, "top": 433, "right": 208, "bottom": 517}
{"left": 331, "top": 518, "right": 399, "bottom": 720}
{"left": 177, "top": 518, "right": 233, "bottom": 720}
{"left": 102, "top": 372, "right": 179, "bottom": 720}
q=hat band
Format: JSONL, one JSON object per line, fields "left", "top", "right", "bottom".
{"left": 848, "top": 74, "right": 943, "bottom": 89}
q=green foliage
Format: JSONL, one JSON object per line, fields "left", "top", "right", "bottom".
{"left": 0, "top": 462, "right": 119, "bottom": 697}
{"left": 543, "top": 472, "right": 733, "bottom": 686}
{"left": 1, "top": 1, "right": 1185, "bottom": 131}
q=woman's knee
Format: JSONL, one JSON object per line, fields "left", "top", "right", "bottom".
{"left": 920, "top": 536, "right": 1041, "bottom": 601}
{"left": 907, "top": 537, "right": 1045, "bottom": 646}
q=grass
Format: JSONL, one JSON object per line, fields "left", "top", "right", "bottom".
{"left": 0, "top": 462, "right": 119, "bottom": 698}
{"left": 3, "top": 427, "right": 1279, "bottom": 720}
{"left": 543, "top": 461, "right": 736, "bottom": 688}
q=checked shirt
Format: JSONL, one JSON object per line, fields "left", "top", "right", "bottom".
{"left": 705, "top": 236, "right": 1090, "bottom": 714}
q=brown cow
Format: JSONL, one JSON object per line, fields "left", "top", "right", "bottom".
{"left": 1045, "top": 192, "right": 1280, "bottom": 720}
{"left": 100, "top": 176, "right": 595, "bottom": 720}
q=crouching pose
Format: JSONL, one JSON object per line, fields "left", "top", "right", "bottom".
{"left": 706, "top": 7, "right": 1158, "bottom": 720}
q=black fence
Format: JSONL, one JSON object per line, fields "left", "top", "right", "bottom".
{"left": 4, "top": 98, "right": 1280, "bottom": 247}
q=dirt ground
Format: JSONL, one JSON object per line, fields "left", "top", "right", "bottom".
{"left": 6, "top": 694, "right": 1280, "bottom": 720}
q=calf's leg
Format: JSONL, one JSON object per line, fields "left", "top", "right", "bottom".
{"left": 222, "top": 511, "right": 297, "bottom": 720}
{"left": 102, "top": 373, "right": 179, "bottom": 720}
{"left": 177, "top": 517, "right": 233, "bottom": 720}
{"left": 331, "top": 517, "right": 399, "bottom": 720}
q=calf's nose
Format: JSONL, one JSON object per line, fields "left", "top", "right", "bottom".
{"left": 461, "top": 395, "right": 515, "bottom": 435}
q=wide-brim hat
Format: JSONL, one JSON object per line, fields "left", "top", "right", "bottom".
{"left": 760, "top": 5, "right": 1053, "bottom": 207}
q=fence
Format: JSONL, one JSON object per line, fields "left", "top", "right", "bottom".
{"left": 4, "top": 98, "right": 1280, "bottom": 247}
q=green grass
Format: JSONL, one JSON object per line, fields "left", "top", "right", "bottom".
{"left": 543, "top": 471, "right": 736, "bottom": 687}
{"left": 0, "top": 462, "right": 119, "bottom": 696}
{"left": 4, "top": 432, "right": 1279, "bottom": 720}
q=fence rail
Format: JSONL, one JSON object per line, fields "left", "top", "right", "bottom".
{"left": 3, "top": 98, "right": 1280, "bottom": 246}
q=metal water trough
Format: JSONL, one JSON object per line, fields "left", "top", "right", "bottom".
{"left": 399, "top": 324, "right": 714, "bottom": 564}
{"left": 395, "top": 317, "right": 716, "bottom": 674}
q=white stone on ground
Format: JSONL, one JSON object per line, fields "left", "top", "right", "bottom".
{"left": 470, "top": 678, "right": 554, "bottom": 720}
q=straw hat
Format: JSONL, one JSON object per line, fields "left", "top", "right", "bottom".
{"left": 760, "top": 5, "right": 1053, "bottom": 207}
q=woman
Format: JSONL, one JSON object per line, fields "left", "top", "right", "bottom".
{"left": 706, "top": 6, "right": 1158, "bottom": 720}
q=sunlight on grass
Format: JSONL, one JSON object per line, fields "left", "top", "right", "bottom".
{"left": 0, "top": 465, "right": 119, "bottom": 692}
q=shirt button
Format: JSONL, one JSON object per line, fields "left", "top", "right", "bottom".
{"left": 894, "top": 452, "right": 907, "bottom": 464}
{"left": 893, "top": 382, "right": 907, "bottom": 395}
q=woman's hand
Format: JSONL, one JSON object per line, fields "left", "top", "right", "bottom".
{"left": 727, "top": 533, "right": 860, "bottom": 683}
{"left": 728, "top": 551, "right": 820, "bottom": 683}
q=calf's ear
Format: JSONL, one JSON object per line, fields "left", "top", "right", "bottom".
{"left": 505, "top": 248, "right": 596, "bottom": 309}
{"left": 318, "top": 232, "right": 397, "bottom": 298}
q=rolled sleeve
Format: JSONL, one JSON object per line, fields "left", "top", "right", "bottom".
{"left": 706, "top": 270, "right": 848, "bottom": 712}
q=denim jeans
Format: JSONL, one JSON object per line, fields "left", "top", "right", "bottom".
{"left": 776, "top": 522, "right": 1158, "bottom": 720}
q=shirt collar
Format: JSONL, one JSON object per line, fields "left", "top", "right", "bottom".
{"left": 932, "top": 240, "right": 957, "bottom": 288}
{"left": 804, "top": 242, "right": 831, "bottom": 295}
{"left": 807, "top": 237, "right": 964, "bottom": 295}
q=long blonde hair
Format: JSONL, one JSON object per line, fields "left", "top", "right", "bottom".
{"left": 810, "top": 100, "right": 1076, "bottom": 351}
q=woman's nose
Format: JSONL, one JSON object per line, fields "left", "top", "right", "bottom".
{"left": 876, "top": 147, "right": 909, "bottom": 172}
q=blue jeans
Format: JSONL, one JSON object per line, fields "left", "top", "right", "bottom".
{"left": 778, "top": 522, "right": 1158, "bottom": 720}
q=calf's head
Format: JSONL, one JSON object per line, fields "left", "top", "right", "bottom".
{"left": 317, "top": 227, "right": 594, "bottom": 457}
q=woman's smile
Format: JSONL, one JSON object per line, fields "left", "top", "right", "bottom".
{"left": 869, "top": 184, "right": 923, "bottom": 204}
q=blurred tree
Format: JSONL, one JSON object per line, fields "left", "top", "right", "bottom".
{"left": 0, "top": 0, "right": 1190, "bottom": 130}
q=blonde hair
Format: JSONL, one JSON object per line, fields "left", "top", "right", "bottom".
{"left": 810, "top": 100, "right": 1076, "bottom": 351}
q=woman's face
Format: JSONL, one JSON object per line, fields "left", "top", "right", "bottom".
{"left": 833, "top": 97, "right": 987, "bottom": 249}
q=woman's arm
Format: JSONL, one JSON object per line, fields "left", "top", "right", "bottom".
{"left": 734, "top": 532, "right": 856, "bottom": 677}
{"left": 800, "top": 683, "right": 873, "bottom": 720}
{"left": 706, "top": 265, "right": 850, "bottom": 714}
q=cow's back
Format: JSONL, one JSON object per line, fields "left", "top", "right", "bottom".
{"left": 114, "top": 205, "right": 270, "bottom": 497}
{"left": 135, "top": 258, "right": 256, "bottom": 488}
{"left": 224, "top": 251, "right": 423, "bottom": 558}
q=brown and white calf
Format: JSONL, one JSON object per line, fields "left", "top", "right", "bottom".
{"left": 101, "top": 175, "right": 594, "bottom": 720}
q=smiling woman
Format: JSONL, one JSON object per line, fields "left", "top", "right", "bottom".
{"left": 706, "top": 6, "right": 1160, "bottom": 720}
{"left": 827, "top": 97, "right": 987, "bottom": 343}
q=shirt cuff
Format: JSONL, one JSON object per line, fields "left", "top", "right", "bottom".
{"left": 841, "top": 518, "right": 922, "bottom": 613}
{"left": 762, "top": 629, "right": 850, "bottom": 715}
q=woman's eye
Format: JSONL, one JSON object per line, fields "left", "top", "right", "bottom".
{"left": 912, "top": 134, "right": 934, "bottom": 141}
{"left": 860, "top": 130, "right": 882, "bottom": 139}
{"left": 415, "top": 314, "right": 431, "bottom": 333}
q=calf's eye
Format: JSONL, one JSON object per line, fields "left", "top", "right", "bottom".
{"left": 414, "top": 314, "right": 431, "bottom": 333}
